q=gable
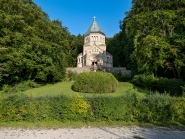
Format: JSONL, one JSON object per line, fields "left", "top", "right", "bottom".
{"left": 85, "top": 43, "right": 104, "bottom": 54}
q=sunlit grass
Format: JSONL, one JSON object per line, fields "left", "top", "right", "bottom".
{"left": 2, "top": 82, "right": 182, "bottom": 128}
{"left": 1, "top": 120, "right": 180, "bottom": 128}
{"left": 23, "top": 81, "right": 148, "bottom": 98}
{"left": 0, "top": 121, "right": 158, "bottom": 128}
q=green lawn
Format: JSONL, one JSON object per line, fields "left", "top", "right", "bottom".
{"left": 23, "top": 81, "right": 147, "bottom": 98}
{"left": 2, "top": 82, "right": 182, "bottom": 128}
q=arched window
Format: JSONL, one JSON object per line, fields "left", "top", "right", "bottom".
{"left": 107, "top": 57, "right": 109, "bottom": 62}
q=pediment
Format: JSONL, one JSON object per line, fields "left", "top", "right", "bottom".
{"left": 85, "top": 45, "right": 103, "bottom": 54}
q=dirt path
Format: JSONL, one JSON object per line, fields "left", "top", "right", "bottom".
{"left": 0, "top": 126, "right": 185, "bottom": 139}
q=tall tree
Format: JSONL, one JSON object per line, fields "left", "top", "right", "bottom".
{"left": 0, "top": 0, "right": 72, "bottom": 84}
{"left": 121, "top": 0, "right": 185, "bottom": 78}
{"left": 106, "top": 21, "right": 133, "bottom": 69}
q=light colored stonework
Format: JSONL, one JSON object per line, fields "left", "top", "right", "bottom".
{"left": 67, "top": 16, "right": 131, "bottom": 75}
{"left": 77, "top": 16, "right": 113, "bottom": 69}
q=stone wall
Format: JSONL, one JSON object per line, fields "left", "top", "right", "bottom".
{"left": 112, "top": 67, "right": 131, "bottom": 76}
{"left": 66, "top": 66, "right": 131, "bottom": 76}
{"left": 66, "top": 67, "right": 92, "bottom": 74}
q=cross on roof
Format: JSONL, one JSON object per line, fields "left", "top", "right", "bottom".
{"left": 93, "top": 16, "right": 96, "bottom": 21}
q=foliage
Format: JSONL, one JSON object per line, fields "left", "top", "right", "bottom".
{"left": 182, "top": 85, "right": 185, "bottom": 97}
{"left": 112, "top": 72, "right": 132, "bottom": 82}
{"left": 65, "top": 70, "right": 77, "bottom": 81}
{"left": 0, "top": 74, "right": 2, "bottom": 88}
{"left": 170, "top": 98, "right": 185, "bottom": 124}
{"left": 0, "top": 0, "right": 83, "bottom": 85}
{"left": 116, "top": 0, "right": 185, "bottom": 78}
{"left": 1, "top": 90, "right": 185, "bottom": 125}
{"left": 0, "top": 94, "right": 90, "bottom": 122}
{"left": 89, "top": 91, "right": 173, "bottom": 123}
{"left": 106, "top": 32, "right": 130, "bottom": 68}
{"left": 0, "top": 63, "right": 6, "bottom": 88}
{"left": 72, "top": 72, "right": 118, "bottom": 93}
{"left": 107, "top": 0, "right": 185, "bottom": 78}
{"left": 49, "top": 95, "right": 90, "bottom": 122}
{"left": 0, "top": 80, "right": 40, "bottom": 94}
{"left": 131, "top": 74, "right": 158, "bottom": 89}
{"left": 87, "top": 96, "right": 127, "bottom": 121}
{"left": 67, "top": 34, "right": 84, "bottom": 67}
{"left": 131, "top": 74, "right": 184, "bottom": 96}
{"left": 133, "top": 93, "right": 172, "bottom": 122}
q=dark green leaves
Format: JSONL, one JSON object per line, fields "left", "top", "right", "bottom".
{"left": 0, "top": 0, "right": 82, "bottom": 84}
{"left": 121, "top": 0, "right": 185, "bottom": 77}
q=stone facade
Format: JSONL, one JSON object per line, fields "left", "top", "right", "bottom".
{"left": 67, "top": 16, "right": 131, "bottom": 76}
{"left": 77, "top": 16, "right": 113, "bottom": 69}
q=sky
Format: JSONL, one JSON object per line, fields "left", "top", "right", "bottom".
{"left": 33, "top": 0, "right": 132, "bottom": 37}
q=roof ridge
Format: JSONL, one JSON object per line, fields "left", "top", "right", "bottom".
{"left": 85, "top": 17, "right": 104, "bottom": 36}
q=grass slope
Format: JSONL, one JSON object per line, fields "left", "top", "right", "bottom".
{"left": 23, "top": 82, "right": 147, "bottom": 98}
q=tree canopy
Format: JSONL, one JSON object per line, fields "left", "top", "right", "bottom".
{"left": 0, "top": 0, "right": 83, "bottom": 85}
{"left": 1, "top": 0, "right": 184, "bottom": 87}
{"left": 108, "top": 0, "right": 185, "bottom": 78}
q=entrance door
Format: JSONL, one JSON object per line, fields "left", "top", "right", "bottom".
{"left": 92, "top": 62, "right": 97, "bottom": 66}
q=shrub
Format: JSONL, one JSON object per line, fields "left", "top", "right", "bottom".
{"left": 113, "top": 72, "right": 132, "bottom": 82}
{"left": 0, "top": 74, "right": 2, "bottom": 88}
{"left": 0, "top": 94, "right": 90, "bottom": 122}
{"left": 133, "top": 93, "right": 172, "bottom": 122}
{"left": 65, "top": 70, "right": 78, "bottom": 81}
{"left": 170, "top": 98, "right": 185, "bottom": 123}
{"left": 157, "top": 78, "right": 184, "bottom": 96}
{"left": 131, "top": 74, "right": 158, "bottom": 89}
{"left": 131, "top": 74, "right": 184, "bottom": 96}
{"left": 87, "top": 92, "right": 173, "bottom": 123}
{"left": 182, "top": 85, "right": 185, "bottom": 97}
{"left": 48, "top": 95, "right": 90, "bottom": 122}
{"left": 85, "top": 89, "right": 143, "bottom": 122}
{"left": 72, "top": 72, "right": 118, "bottom": 93}
{"left": 0, "top": 91, "right": 185, "bottom": 125}
{"left": 0, "top": 80, "right": 40, "bottom": 94}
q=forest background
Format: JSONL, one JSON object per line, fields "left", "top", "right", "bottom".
{"left": 0, "top": 0, "right": 185, "bottom": 87}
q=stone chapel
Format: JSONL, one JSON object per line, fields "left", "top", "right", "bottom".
{"left": 77, "top": 16, "right": 113, "bottom": 70}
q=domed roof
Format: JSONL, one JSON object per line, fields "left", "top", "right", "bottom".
{"left": 84, "top": 16, "right": 105, "bottom": 36}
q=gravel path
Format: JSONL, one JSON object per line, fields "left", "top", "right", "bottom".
{"left": 0, "top": 126, "right": 185, "bottom": 139}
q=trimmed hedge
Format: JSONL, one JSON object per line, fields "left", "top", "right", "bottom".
{"left": 0, "top": 93, "right": 185, "bottom": 125}
{"left": 72, "top": 72, "right": 118, "bottom": 93}
{"left": 0, "top": 94, "right": 90, "bottom": 122}
{"left": 131, "top": 74, "right": 184, "bottom": 96}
